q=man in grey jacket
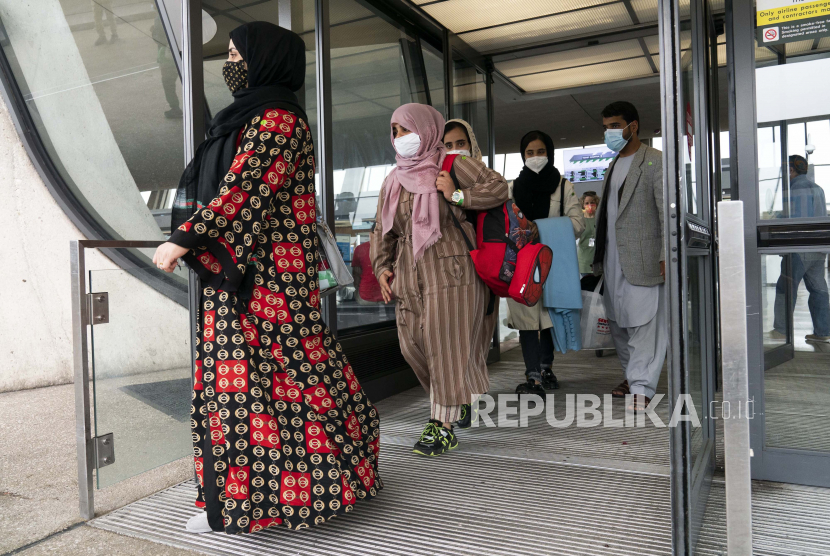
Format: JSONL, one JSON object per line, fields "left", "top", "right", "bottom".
{"left": 593, "top": 101, "right": 666, "bottom": 412}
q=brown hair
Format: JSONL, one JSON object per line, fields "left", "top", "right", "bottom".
{"left": 581, "top": 192, "right": 600, "bottom": 207}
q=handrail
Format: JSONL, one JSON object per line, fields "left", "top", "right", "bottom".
{"left": 71, "top": 239, "right": 177, "bottom": 520}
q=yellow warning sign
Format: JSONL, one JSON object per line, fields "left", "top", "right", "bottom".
{"left": 757, "top": 0, "right": 830, "bottom": 26}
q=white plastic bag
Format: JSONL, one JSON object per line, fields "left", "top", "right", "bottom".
{"left": 317, "top": 220, "right": 353, "bottom": 297}
{"left": 580, "top": 276, "right": 614, "bottom": 350}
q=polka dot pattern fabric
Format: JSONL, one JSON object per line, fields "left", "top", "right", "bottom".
{"left": 223, "top": 60, "right": 248, "bottom": 94}
{"left": 169, "top": 108, "right": 381, "bottom": 534}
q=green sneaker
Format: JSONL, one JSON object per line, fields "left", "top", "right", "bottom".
{"left": 412, "top": 419, "right": 458, "bottom": 456}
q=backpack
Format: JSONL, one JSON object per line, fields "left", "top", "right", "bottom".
{"left": 441, "top": 154, "right": 553, "bottom": 308}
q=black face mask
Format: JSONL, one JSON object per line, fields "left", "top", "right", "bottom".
{"left": 223, "top": 60, "right": 248, "bottom": 93}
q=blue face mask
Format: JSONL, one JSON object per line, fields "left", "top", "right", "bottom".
{"left": 604, "top": 122, "right": 632, "bottom": 152}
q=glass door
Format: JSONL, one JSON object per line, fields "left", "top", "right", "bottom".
{"left": 662, "top": 0, "right": 720, "bottom": 551}
{"left": 746, "top": 22, "right": 830, "bottom": 487}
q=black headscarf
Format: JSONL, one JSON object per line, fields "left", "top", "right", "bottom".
{"left": 171, "top": 22, "right": 309, "bottom": 231}
{"left": 512, "top": 130, "right": 562, "bottom": 222}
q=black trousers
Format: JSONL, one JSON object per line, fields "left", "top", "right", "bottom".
{"left": 519, "top": 329, "right": 555, "bottom": 382}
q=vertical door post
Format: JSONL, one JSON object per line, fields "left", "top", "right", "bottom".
{"left": 181, "top": 0, "right": 204, "bottom": 482}
{"left": 658, "top": 0, "right": 690, "bottom": 552}
{"left": 316, "top": 0, "right": 337, "bottom": 334}
{"left": 71, "top": 241, "right": 94, "bottom": 520}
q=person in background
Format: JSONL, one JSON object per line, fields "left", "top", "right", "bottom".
{"left": 151, "top": 13, "right": 182, "bottom": 119}
{"left": 371, "top": 104, "right": 508, "bottom": 456}
{"left": 93, "top": 0, "right": 118, "bottom": 45}
{"left": 578, "top": 191, "right": 600, "bottom": 277}
{"left": 772, "top": 155, "right": 830, "bottom": 343}
{"left": 507, "top": 131, "right": 585, "bottom": 396}
{"left": 593, "top": 101, "right": 666, "bottom": 413}
{"left": 443, "top": 118, "right": 501, "bottom": 428}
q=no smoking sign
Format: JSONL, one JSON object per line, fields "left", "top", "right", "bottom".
{"left": 763, "top": 27, "right": 779, "bottom": 42}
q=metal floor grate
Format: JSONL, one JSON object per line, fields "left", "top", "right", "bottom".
{"left": 91, "top": 446, "right": 674, "bottom": 556}
{"left": 89, "top": 348, "right": 830, "bottom": 555}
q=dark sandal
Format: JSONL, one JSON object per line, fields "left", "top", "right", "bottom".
{"left": 627, "top": 394, "right": 651, "bottom": 413}
{"left": 611, "top": 380, "right": 630, "bottom": 398}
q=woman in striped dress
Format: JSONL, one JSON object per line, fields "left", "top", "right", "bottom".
{"left": 370, "top": 103, "right": 508, "bottom": 456}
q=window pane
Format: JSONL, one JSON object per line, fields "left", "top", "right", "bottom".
{"left": 761, "top": 252, "right": 830, "bottom": 453}
{"left": 452, "top": 55, "right": 489, "bottom": 158}
{"left": 422, "top": 41, "right": 445, "bottom": 116}
{"left": 330, "top": 0, "right": 417, "bottom": 332}
{"left": 0, "top": 2, "right": 185, "bottom": 239}
{"left": 680, "top": 48, "right": 700, "bottom": 215}
{"left": 755, "top": 48, "right": 830, "bottom": 220}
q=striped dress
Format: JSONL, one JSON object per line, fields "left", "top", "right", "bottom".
{"left": 370, "top": 156, "right": 508, "bottom": 422}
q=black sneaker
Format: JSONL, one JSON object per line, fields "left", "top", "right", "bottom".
{"left": 413, "top": 419, "right": 458, "bottom": 456}
{"left": 541, "top": 368, "right": 560, "bottom": 390}
{"left": 516, "top": 380, "right": 546, "bottom": 396}
{"left": 455, "top": 403, "right": 476, "bottom": 429}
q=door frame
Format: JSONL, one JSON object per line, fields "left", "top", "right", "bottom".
{"left": 660, "top": 0, "right": 721, "bottom": 552}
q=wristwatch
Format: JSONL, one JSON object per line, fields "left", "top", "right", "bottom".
{"left": 451, "top": 189, "right": 464, "bottom": 206}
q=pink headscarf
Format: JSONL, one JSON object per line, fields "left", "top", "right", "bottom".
{"left": 382, "top": 103, "right": 446, "bottom": 263}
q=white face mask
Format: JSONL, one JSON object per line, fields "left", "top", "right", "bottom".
{"left": 447, "top": 149, "right": 471, "bottom": 158}
{"left": 394, "top": 133, "right": 421, "bottom": 158}
{"left": 525, "top": 156, "right": 548, "bottom": 174}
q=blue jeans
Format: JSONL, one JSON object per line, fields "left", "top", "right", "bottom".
{"left": 773, "top": 254, "right": 830, "bottom": 336}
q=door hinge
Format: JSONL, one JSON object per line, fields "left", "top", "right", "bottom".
{"left": 87, "top": 292, "right": 109, "bottom": 325}
{"left": 94, "top": 433, "right": 115, "bottom": 468}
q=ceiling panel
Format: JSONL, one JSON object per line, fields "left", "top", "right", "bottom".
{"left": 629, "top": 0, "right": 658, "bottom": 23}
{"left": 786, "top": 40, "right": 816, "bottom": 56}
{"left": 422, "top": 0, "right": 612, "bottom": 35}
{"left": 511, "top": 56, "right": 654, "bottom": 92}
{"left": 497, "top": 39, "right": 645, "bottom": 77}
{"left": 460, "top": 2, "right": 633, "bottom": 53}
{"left": 755, "top": 46, "right": 778, "bottom": 62}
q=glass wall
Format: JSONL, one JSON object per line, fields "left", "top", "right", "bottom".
{"left": 0, "top": 0, "right": 184, "bottom": 239}
{"left": 329, "top": 0, "right": 424, "bottom": 333}
{"left": 452, "top": 54, "right": 489, "bottom": 159}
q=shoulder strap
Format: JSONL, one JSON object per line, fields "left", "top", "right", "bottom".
{"left": 559, "top": 177, "right": 565, "bottom": 217}
{"left": 446, "top": 200, "right": 476, "bottom": 252}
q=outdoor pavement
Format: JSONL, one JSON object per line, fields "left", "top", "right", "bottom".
{"left": 0, "top": 383, "right": 192, "bottom": 554}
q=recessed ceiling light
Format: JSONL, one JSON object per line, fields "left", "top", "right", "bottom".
{"left": 560, "top": 137, "right": 566, "bottom": 140}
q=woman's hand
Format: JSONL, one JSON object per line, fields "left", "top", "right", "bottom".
{"left": 153, "top": 242, "right": 188, "bottom": 273}
{"left": 378, "top": 270, "right": 394, "bottom": 303}
{"left": 436, "top": 170, "right": 455, "bottom": 202}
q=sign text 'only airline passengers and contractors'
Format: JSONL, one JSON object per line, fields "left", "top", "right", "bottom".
{"left": 757, "top": 0, "right": 830, "bottom": 45}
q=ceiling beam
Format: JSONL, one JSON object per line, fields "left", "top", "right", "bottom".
{"left": 639, "top": 37, "right": 660, "bottom": 73}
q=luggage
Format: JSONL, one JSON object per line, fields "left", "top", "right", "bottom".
{"left": 442, "top": 154, "right": 552, "bottom": 307}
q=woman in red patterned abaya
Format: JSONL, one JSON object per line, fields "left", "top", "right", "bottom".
{"left": 153, "top": 22, "right": 381, "bottom": 534}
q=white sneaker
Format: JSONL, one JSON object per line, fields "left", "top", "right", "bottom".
{"left": 186, "top": 511, "right": 212, "bottom": 533}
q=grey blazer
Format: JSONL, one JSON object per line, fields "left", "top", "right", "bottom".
{"left": 593, "top": 143, "right": 665, "bottom": 287}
